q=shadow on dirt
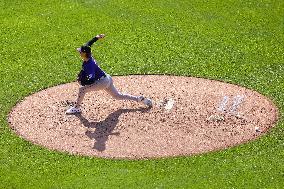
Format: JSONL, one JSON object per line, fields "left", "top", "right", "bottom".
{"left": 75, "top": 107, "right": 150, "bottom": 151}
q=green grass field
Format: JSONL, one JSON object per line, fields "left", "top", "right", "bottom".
{"left": 1, "top": 0, "right": 284, "bottom": 188}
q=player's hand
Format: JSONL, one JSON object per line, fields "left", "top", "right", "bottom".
{"left": 96, "top": 34, "right": 105, "bottom": 39}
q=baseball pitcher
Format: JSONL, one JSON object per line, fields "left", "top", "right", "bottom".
{"left": 66, "top": 34, "right": 152, "bottom": 114}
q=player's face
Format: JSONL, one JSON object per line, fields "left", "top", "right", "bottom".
{"left": 80, "top": 52, "right": 87, "bottom": 60}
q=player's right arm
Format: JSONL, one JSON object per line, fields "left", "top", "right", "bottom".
{"left": 85, "top": 34, "right": 105, "bottom": 47}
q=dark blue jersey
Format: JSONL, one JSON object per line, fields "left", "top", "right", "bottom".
{"left": 83, "top": 57, "right": 105, "bottom": 80}
{"left": 78, "top": 57, "right": 106, "bottom": 86}
{"left": 77, "top": 36, "right": 106, "bottom": 86}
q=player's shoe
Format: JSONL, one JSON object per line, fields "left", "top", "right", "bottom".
{"left": 65, "top": 107, "right": 82, "bottom": 114}
{"left": 138, "top": 96, "right": 153, "bottom": 107}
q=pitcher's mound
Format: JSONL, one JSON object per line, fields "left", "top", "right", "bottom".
{"left": 8, "top": 75, "right": 278, "bottom": 159}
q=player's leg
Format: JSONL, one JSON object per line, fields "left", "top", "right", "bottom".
{"left": 104, "top": 75, "right": 152, "bottom": 107}
{"left": 75, "top": 85, "right": 91, "bottom": 108}
{"left": 104, "top": 75, "right": 139, "bottom": 101}
{"left": 66, "top": 77, "right": 110, "bottom": 114}
{"left": 76, "top": 77, "right": 110, "bottom": 106}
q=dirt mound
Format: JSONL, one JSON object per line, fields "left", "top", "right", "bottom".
{"left": 8, "top": 75, "right": 278, "bottom": 159}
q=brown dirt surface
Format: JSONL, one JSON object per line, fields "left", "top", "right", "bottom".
{"left": 8, "top": 75, "right": 278, "bottom": 159}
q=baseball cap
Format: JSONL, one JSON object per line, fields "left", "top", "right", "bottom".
{"left": 76, "top": 45, "right": 91, "bottom": 53}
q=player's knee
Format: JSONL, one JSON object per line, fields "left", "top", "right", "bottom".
{"left": 79, "top": 87, "right": 86, "bottom": 94}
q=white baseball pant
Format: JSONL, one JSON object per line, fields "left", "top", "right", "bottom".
{"left": 75, "top": 74, "right": 139, "bottom": 108}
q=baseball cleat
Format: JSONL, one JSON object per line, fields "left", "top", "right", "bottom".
{"left": 65, "top": 107, "right": 82, "bottom": 114}
{"left": 138, "top": 96, "right": 153, "bottom": 107}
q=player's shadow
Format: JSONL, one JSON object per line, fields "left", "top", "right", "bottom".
{"left": 75, "top": 107, "right": 150, "bottom": 152}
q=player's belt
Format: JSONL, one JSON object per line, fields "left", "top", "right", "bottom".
{"left": 97, "top": 75, "right": 106, "bottom": 81}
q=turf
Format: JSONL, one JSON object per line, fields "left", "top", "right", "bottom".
{"left": 0, "top": 0, "right": 284, "bottom": 188}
